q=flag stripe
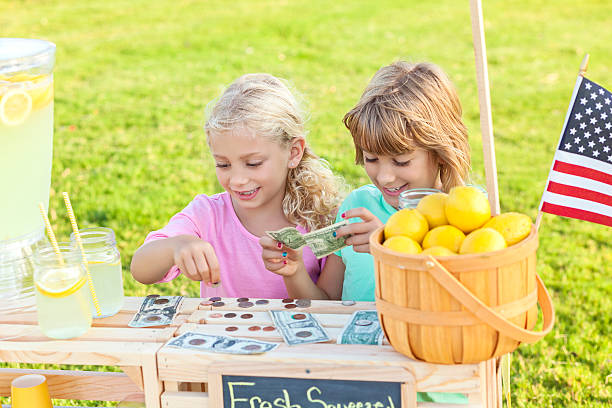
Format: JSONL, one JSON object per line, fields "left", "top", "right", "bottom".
{"left": 541, "top": 191, "right": 612, "bottom": 217}
{"left": 549, "top": 169, "right": 612, "bottom": 196}
{"left": 547, "top": 181, "right": 612, "bottom": 206}
{"left": 553, "top": 161, "right": 612, "bottom": 185}
{"left": 541, "top": 202, "right": 612, "bottom": 227}
{"left": 554, "top": 150, "right": 612, "bottom": 175}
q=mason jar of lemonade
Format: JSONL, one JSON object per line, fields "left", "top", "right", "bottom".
{"left": 71, "top": 227, "right": 124, "bottom": 317}
{"left": 0, "top": 38, "right": 55, "bottom": 241}
{"left": 34, "top": 243, "right": 92, "bottom": 339}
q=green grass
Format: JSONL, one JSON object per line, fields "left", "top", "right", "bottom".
{"left": 1, "top": 0, "right": 611, "bottom": 406}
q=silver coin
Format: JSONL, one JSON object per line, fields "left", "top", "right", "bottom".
{"left": 296, "top": 299, "right": 311, "bottom": 308}
{"left": 341, "top": 300, "right": 356, "bottom": 306}
{"left": 355, "top": 319, "right": 373, "bottom": 326}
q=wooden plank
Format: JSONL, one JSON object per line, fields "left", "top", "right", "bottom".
{"left": 197, "top": 298, "right": 375, "bottom": 314}
{"left": 188, "top": 310, "right": 352, "bottom": 328}
{"left": 401, "top": 382, "right": 417, "bottom": 408}
{"left": 120, "top": 366, "right": 144, "bottom": 391}
{"left": 142, "top": 352, "right": 163, "bottom": 408}
{"left": 0, "top": 324, "right": 176, "bottom": 343}
{"left": 0, "top": 341, "right": 161, "bottom": 366}
{"left": 0, "top": 368, "right": 142, "bottom": 401}
{"left": 161, "top": 391, "right": 209, "bottom": 408}
{"left": 0, "top": 311, "right": 188, "bottom": 328}
{"left": 158, "top": 344, "right": 482, "bottom": 394}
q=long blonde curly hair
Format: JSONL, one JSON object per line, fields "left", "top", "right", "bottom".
{"left": 205, "top": 73, "right": 344, "bottom": 230}
{"left": 343, "top": 61, "right": 471, "bottom": 193}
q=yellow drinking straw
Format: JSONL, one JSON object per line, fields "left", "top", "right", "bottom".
{"left": 62, "top": 192, "right": 102, "bottom": 317}
{"left": 38, "top": 203, "right": 64, "bottom": 266}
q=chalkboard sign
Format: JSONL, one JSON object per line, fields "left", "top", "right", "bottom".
{"left": 222, "top": 375, "right": 401, "bottom": 408}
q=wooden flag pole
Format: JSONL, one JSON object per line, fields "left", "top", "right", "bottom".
{"left": 535, "top": 53, "right": 590, "bottom": 232}
{"left": 470, "top": 0, "right": 500, "bottom": 216}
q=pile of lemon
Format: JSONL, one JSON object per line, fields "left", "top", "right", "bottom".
{"left": 383, "top": 186, "right": 532, "bottom": 256}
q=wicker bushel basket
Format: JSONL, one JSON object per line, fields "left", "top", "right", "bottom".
{"left": 370, "top": 225, "right": 554, "bottom": 364}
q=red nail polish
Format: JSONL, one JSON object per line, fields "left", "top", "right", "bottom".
{"left": 277, "top": 242, "right": 282, "bottom": 249}
{"left": 341, "top": 212, "right": 346, "bottom": 218}
{"left": 283, "top": 260, "right": 287, "bottom": 265}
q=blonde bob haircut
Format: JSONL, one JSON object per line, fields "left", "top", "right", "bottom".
{"left": 205, "top": 73, "right": 344, "bottom": 231}
{"left": 343, "top": 61, "right": 471, "bottom": 192}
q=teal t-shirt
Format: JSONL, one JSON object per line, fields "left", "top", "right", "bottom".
{"left": 335, "top": 184, "right": 468, "bottom": 405}
{"left": 335, "top": 184, "right": 395, "bottom": 301}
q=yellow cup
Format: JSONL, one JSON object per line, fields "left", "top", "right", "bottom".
{"left": 10, "top": 374, "right": 53, "bottom": 408}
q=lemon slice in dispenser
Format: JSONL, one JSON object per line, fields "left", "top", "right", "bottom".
{"left": 0, "top": 89, "right": 33, "bottom": 126}
{"left": 35, "top": 268, "right": 87, "bottom": 298}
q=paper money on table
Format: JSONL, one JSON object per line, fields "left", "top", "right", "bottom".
{"left": 269, "top": 310, "right": 330, "bottom": 346}
{"left": 128, "top": 295, "right": 183, "bottom": 328}
{"left": 266, "top": 220, "right": 349, "bottom": 258}
{"left": 337, "top": 310, "right": 383, "bottom": 345}
{"left": 167, "top": 331, "right": 278, "bottom": 355}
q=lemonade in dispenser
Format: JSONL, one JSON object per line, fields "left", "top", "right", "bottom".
{"left": 0, "top": 38, "right": 55, "bottom": 241}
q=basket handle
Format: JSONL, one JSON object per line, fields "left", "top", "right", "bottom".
{"left": 424, "top": 256, "right": 555, "bottom": 343}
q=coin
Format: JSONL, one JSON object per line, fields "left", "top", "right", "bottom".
{"left": 355, "top": 319, "right": 373, "bottom": 326}
{"left": 240, "top": 313, "right": 253, "bottom": 319}
{"left": 238, "top": 301, "right": 254, "bottom": 308}
{"left": 212, "top": 301, "right": 225, "bottom": 307}
{"left": 295, "top": 330, "right": 312, "bottom": 338}
{"left": 209, "top": 296, "right": 222, "bottom": 302}
{"left": 224, "top": 312, "right": 237, "bottom": 318}
{"left": 341, "top": 300, "right": 356, "bottom": 306}
{"left": 284, "top": 304, "right": 297, "bottom": 309}
{"left": 292, "top": 313, "right": 306, "bottom": 320}
{"left": 255, "top": 299, "right": 269, "bottom": 305}
{"left": 248, "top": 326, "right": 261, "bottom": 331}
{"left": 188, "top": 338, "right": 207, "bottom": 345}
{"left": 281, "top": 298, "right": 294, "bottom": 303}
{"left": 154, "top": 298, "right": 169, "bottom": 305}
{"left": 200, "top": 300, "right": 213, "bottom": 306}
{"left": 145, "top": 315, "right": 161, "bottom": 321}
{"left": 243, "top": 344, "right": 262, "bottom": 351}
{"left": 225, "top": 326, "right": 238, "bottom": 332}
{"left": 296, "top": 299, "right": 311, "bottom": 308}
{"left": 237, "top": 297, "right": 249, "bottom": 302}
{"left": 209, "top": 313, "right": 223, "bottom": 318}
{"left": 262, "top": 326, "right": 276, "bottom": 332}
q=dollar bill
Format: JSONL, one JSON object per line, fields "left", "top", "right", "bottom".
{"left": 128, "top": 295, "right": 183, "bottom": 328}
{"left": 265, "top": 220, "right": 349, "bottom": 259}
{"left": 337, "top": 310, "right": 383, "bottom": 345}
{"left": 269, "top": 310, "right": 330, "bottom": 346}
{"left": 167, "top": 331, "right": 278, "bottom": 355}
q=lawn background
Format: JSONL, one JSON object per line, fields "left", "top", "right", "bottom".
{"left": 1, "top": 0, "right": 611, "bottom": 406}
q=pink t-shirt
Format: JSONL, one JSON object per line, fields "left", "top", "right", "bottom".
{"left": 144, "top": 192, "right": 322, "bottom": 298}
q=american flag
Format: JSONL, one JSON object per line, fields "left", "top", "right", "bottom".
{"left": 539, "top": 76, "right": 612, "bottom": 227}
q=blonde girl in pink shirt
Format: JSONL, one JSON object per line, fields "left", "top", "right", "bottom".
{"left": 131, "top": 73, "right": 344, "bottom": 298}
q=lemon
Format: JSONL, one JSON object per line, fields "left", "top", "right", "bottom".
{"left": 382, "top": 235, "right": 422, "bottom": 254}
{"left": 483, "top": 212, "right": 532, "bottom": 246}
{"left": 422, "top": 246, "right": 456, "bottom": 256}
{"left": 35, "top": 268, "right": 87, "bottom": 298}
{"left": 29, "top": 79, "right": 53, "bottom": 110}
{"left": 445, "top": 186, "right": 491, "bottom": 233}
{"left": 0, "top": 89, "right": 32, "bottom": 126}
{"left": 422, "top": 225, "right": 466, "bottom": 253}
{"left": 384, "top": 208, "right": 429, "bottom": 243}
{"left": 416, "top": 192, "right": 448, "bottom": 228}
{"left": 459, "top": 228, "right": 507, "bottom": 254}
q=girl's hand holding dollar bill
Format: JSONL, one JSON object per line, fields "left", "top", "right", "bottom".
{"left": 259, "top": 235, "right": 304, "bottom": 277}
{"left": 172, "top": 235, "right": 221, "bottom": 285}
{"left": 335, "top": 208, "right": 384, "bottom": 254}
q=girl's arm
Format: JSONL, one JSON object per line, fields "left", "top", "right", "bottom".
{"left": 130, "top": 235, "right": 220, "bottom": 285}
{"left": 260, "top": 237, "right": 345, "bottom": 299}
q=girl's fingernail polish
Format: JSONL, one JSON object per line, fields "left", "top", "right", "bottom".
{"left": 206, "top": 281, "right": 212, "bottom": 287}
{"left": 283, "top": 260, "right": 287, "bottom": 265}
{"left": 282, "top": 252, "right": 287, "bottom": 257}
{"left": 277, "top": 242, "right": 282, "bottom": 249}
{"left": 332, "top": 231, "right": 337, "bottom": 237}
{"left": 341, "top": 212, "right": 346, "bottom": 218}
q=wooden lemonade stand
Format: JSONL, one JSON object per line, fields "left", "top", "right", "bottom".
{"left": 1, "top": 0, "right": 555, "bottom": 406}
{"left": 1, "top": 297, "right": 502, "bottom": 407}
